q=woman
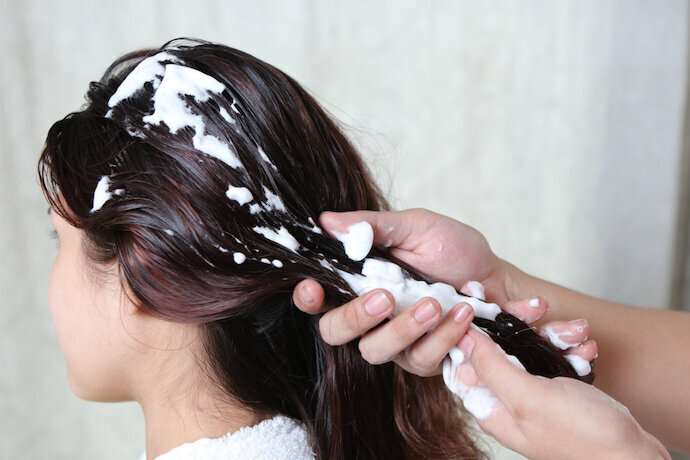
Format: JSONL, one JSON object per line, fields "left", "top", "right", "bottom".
{"left": 40, "top": 38, "right": 590, "bottom": 459}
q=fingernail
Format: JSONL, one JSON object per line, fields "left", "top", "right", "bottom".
{"left": 453, "top": 303, "right": 472, "bottom": 323}
{"left": 300, "top": 284, "right": 315, "bottom": 304}
{"left": 458, "top": 334, "right": 475, "bottom": 358}
{"left": 529, "top": 297, "right": 540, "bottom": 307}
{"left": 365, "top": 292, "right": 391, "bottom": 316}
{"left": 414, "top": 300, "right": 438, "bottom": 323}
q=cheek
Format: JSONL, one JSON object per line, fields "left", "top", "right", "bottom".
{"left": 48, "top": 247, "right": 130, "bottom": 401}
{"left": 48, "top": 249, "right": 90, "bottom": 390}
{"left": 48, "top": 248, "right": 73, "bottom": 353}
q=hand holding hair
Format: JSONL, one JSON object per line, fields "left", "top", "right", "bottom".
{"left": 294, "top": 207, "right": 690, "bottom": 454}
{"left": 293, "top": 209, "right": 597, "bottom": 376}
{"left": 451, "top": 328, "right": 669, "bottom": 460}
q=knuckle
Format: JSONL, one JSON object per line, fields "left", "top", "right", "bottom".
{"left": 404, "top": 349, "right": 437, "bottom": 376}
{"left": 435, "top": 323, "right": 463, "bottom": 346}
{"left": 510, "top": 401, "right": 531, "bottom": 423}
{"left": 390, "top": 318, "right": 421, "bottom": 345}
{"left": 358, "top": 341, "right": 383, "bottom": 365}
{"left": 318, "top": 317, "right": 334, "bottom": 344}
{"left": 342, "top": 298, "right": 368, "bottom": 332}
{"left": 408, "top": 208, "right": 430, "bottom": 221}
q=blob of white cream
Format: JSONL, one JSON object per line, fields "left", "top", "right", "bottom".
{"left": 245, "top": 186, "right": 287, "bottom": 215}
{"left": 306, "top": 217, "right": 323, "bottom": 235}
{"left": 338, "top": 258, "right": 501, "bottom": 321}
{"left": 332, "top": 221, "right": 374, "bottom": 262}
{"left": 262, "top": 186, "right": 286, "bottom": 212}
{"left": 565, "top": 354, "right": 592, "bottom": 376}
{"left": 442, "top": 342, "right": 526, "bottom": 420}
{"left": 90, "top": 175, "right": 123, "bottom": 213}
{"left": 544, "top": 327, "right": 576, "bottom": 350}
{"left": 329, "top": 222, "right": 499, "bottom": 319}
{"left": 90, "top": 176, "right": 112, "bottom": 213}
{"left": 219, "top": 107, "right": 236, "bottom": 124}
{"left": 465, "top": 281, "right": 486, "bottom": 301}
{"left": 225, "top": 184, "right": 253, "bottom": 206}
{"left": 252, "top": 226, "right": 300, "bottom": 253}
{"left": 140, "top": 64, "right": 243, "bottom": 169}
{"left": 442, "top": 351, "right": 498, "bottom": 420}
{"left": 107, "top": 53, "right": 244, "bottom": 169}
{"left": 258, "top": 146, "right": 277, "bottom": 170}
{"left": 106, "top": 52, "right": 182, "bottom": 109}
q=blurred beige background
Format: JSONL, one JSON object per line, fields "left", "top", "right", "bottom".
{"left": 2, "top": 1, "right": 689, "bottom": 459}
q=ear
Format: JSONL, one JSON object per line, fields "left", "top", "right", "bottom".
{"left": 114, "top": 263, "right": 201, "bottom": 350}
{"left": 116, "top": 265, "right": 147, "bottom": 319}
{"left": 120, "top": 290, "right": 159, "bottom": 325}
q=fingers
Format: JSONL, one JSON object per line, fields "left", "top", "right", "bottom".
{"left": 502, "top": 296, "right": 548, "bottom": 324}
{"left": 395, "top": 303, "right": 474, "bottom": 376}
{"left": 538, "top": 318, "right": 597, "bottom": 375}
{"left": 442, "top": 332, "right": 530, "bottom": 452}
{"left": 295, "top": 277, "right": 477, "bottom": 374}
{"left": 358, "top": 297, "right": 443, "bottom": 364}
{"left": 566, "top": 340, "right": 598, "bottom": 363}
{"left": 292, "top": 279, "right": 327, "bottom": 314}
{"left": 460, "top": 280, "right": 547, "bottom": 324}
{"left": 319, "top": 209, "right": 431, "bottom": 249}
{"left": 539, "top": 319, "right": 590, "bottom": 350}
{"left": 463, "top": 328, "right": 543, "bottom": 404}
{"left": 317, "top": 289, "right": 394, "bottom": 345}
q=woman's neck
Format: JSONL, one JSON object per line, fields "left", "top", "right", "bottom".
{"left": 131, "top": 330, "right": 265, "bottom": 459}
{"left": 139, "top": 388, "right": 263, "bottom": 459}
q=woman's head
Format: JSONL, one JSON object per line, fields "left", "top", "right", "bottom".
{"left": 42, "top": 39, "right": 381, "bottom": 320}
{"left": 40, "top": 38, "right": 480, "bottom": 459}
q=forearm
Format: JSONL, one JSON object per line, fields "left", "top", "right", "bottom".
{"left": 500, "top": 260, "right": 690, "bottom": 453}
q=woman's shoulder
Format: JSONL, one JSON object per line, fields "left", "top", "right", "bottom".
{"left": 150, "top": 415, "right": 315, "bottom": 460}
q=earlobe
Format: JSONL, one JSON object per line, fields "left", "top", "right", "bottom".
{"left": 118, "top": 276, "right": 145, "bottom": 319}
{"left": 121, "top": 295, "right": 142, "bottom": 318}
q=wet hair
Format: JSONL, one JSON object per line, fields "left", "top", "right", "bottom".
{"left": 39, "top": 38, "right": 591, "bottom": 459}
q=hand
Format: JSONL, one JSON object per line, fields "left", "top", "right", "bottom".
{"left": 293, "top": 209, "right": 596, "bottom": 376}
{"left": 317, "top": 209, "right": 509, "bottom": 302}
{"left": 450, "top": 328, "right": 669, "bottom": 460}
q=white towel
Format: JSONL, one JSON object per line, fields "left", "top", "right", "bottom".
{"left": 139, "top": 414, "right": 315, "bottom": 460}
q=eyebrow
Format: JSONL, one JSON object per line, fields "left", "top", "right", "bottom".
{"left": 46, "top": 206, "right": 52, "bottom": 216}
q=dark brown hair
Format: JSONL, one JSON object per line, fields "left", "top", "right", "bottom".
{"left": 39, "top": 38, "right": 589, "bottom": 459}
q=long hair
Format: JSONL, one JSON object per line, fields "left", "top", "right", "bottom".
{"left": 38, "top": 38, "right": 589, "bottom": 459}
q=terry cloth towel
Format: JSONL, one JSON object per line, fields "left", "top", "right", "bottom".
{"left": 139, "top": 414, "right": 315, "bottom": 460}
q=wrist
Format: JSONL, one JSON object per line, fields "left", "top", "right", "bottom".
{"left": 495, "top": 258, "right": 532, "bottom": 301}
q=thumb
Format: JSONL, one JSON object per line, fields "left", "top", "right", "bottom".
{"left": 319, "top": 209, "right": 431, "bottom": 250}
{"left": 459, "top": 328, "right": 539, "bottom": 454}
{"left": 465, "top": 327, "right": 538, "bottom": 406}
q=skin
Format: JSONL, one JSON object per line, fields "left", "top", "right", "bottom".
{"left": 456, "top": 328, "right": 669, "bottom": 460}
{"left": 292, "top": 208, "right": 682, "bottom": 457}
{"left": 48, "top": 207, "right": 261, "bottom": 459}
